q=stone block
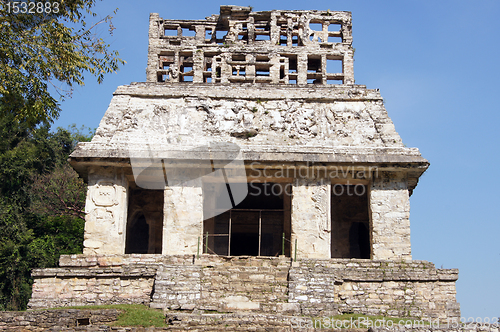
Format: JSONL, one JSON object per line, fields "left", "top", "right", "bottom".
{"left": 224, "top": 301, "right": 261, "bottom": 311}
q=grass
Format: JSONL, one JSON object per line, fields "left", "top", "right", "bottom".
{"left": 44, "top": 306, "right": 434, "bottom": 329}
{"left": 50, "top": 304, "right": 168, "bottom": 327}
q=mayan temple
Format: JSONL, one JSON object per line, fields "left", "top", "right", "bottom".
{"left": 26, "top": 6, "right": 461, "bottom": 329}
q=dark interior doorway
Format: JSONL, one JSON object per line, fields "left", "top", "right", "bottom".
{"left": 203, "top": 182, "right": 291, "bottom": 257}
{"left": 331, "top": 184, "right": 371, "bottom": 258}
{"left": 126, "top": 213, "right": 149, "bottom": 254}
{"left": 231, "top": 233, "right": 259, "bottom": 256}
{"left": 125, "top": 188, "right": 164, "bottom": 254}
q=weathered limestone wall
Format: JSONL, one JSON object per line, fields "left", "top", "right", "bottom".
{"left": 79, "top": 163, "right": 414, "bottom": 260}
{"left": 151, "top": 265, "right": 202, "bottom": 310}
{"left": 163, "top": 179, "right": 204, "bottom": 255}
{"left": 288, "top": 261, "right": 337, "bottom": 316}
{"left": 83, "top": 167, "right": 128, "bottom": 255}
{"left": 370, "top": 174, "right": 412, "bottom": 260}
{"left": 291, "top": 179, "right": 331, "bottom": 258}
{"left": 57, "top": 253, "right": 191, "bottom": 267}
{"left": 29, "top": 266, "right": 156, "bottom": 309}
{"left": 0, "top": 309, "right": 121, "bottom": 330}
{"left": 289, "top": 259, "right": 460, "bottom": 320}
{"left": 29, "top": 255, "right": 460, "bottom": 322}
{"left": 88, "top": 87, "right": 403, "bottom": 150}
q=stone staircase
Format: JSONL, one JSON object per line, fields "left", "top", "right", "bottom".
{"left": 150, "top": 256, "right": 292, "bottom": 314}
{"left": 288, "top": 260, "right": 339, "bottom": 316}
{"left": 197, "top": 256, "right": 290, "bottom": 313}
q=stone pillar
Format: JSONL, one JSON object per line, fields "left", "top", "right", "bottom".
{"left": 370, "top": 174, "right": 412, "bottom": 260}
{"left": 297, "top": 53, "right": 308, "bottom": 85}
{"left": 269, "top": 11, "right": 279, "bottom": 45}
{"left": 163, "top": 179, "right": 204, "bottom": 255}
{"left": 147, "top": 13, "right": 161, "bottom": 83}
{"left": 291, "top": 179, "right": 331, "bottom": 258}
{"left": 270, "top": 54, "right": 281, "bottom": 84}
{"left": 343, "top": 49, "right": 354, "bottom": 84}
{"left": 83, "top": 167, "right": 128, "bottom": 255}
{"left": 192, "top": 49, "right": 204, "bottom": 83}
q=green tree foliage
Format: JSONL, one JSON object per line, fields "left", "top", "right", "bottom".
{"left": 0, "top": 200, "right": 33, "bottom": 310}
{"left": 0, "top": 0, "right": 124, "bottom": 127}
{"left": 0, "top": 125, "right": 89, "bottom": 311}
{"left": 0, "top": 0, "right": 123, "bottom": 311}
{"left": 30, "top": 163, "right": 87, "bottom": 220}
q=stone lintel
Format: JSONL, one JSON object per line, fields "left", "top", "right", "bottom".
{"left": 115, "top": 82, "right": 379, "bottom": 101}
{"left": 31, "top": 267, "right": 157, "bottom": 278}
{"left": 70, "top": 145, "right": 428, "bottom": 164}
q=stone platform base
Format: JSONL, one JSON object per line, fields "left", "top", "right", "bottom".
{"left": 2, "top": 310, "right": 498, "bottom": 332}
{"left": 28, "top": 254, "right": 460, "bottom": 321}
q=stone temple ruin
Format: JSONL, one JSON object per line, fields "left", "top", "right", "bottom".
{"left": 29, "top": 6, "right": 460, "bottom": 323}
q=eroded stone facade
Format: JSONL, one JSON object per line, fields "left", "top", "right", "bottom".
{"left": 29, "top": 6, "right": 459, "bottom": 321}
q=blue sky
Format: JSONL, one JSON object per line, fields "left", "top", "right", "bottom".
{"left": 54, "top": 0, "right": 500, "bottom": 320}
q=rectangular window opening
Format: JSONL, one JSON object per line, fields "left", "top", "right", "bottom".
{"left": 255, "top": 34, "right": 270, "bottom": 41}
{"left": 181, "top": 27, "right": 196, "bottom": 37}
{"left": 328, "top": 36, "right": 342, "bottom": 43}
{"left": 307, "top": 78, "right": 318, "bottom": 84}
{"left": 232, "top": 67, "right": 246, "bottom": 76}
{"left": 309, "top": 22, "right": 323, "bottom": 31}
{"left": 328, "top": 23, "right": 341, "bottom": 32}
{"left": 254, "top": 20, "right": 270, "bottom": 31}
{"left": 288, "top": 78, "right": 297, "bottom": 84}
{"left": 203, "top": 182, "right": 291, "bottom": 257}
{"left": 307, "top": 57, "right": 322, "bottom": 73}
{"left": 288, "top": 56, "right": 297, "bottom": 73}
{"left": 126, "top": 189, "right": 164, "bottom": 254}
{"left": 327, "top": 79, "right": 343, "bottom": 85}
{"left": 233, "top": 54, "right": 246, "bottom": 62}
{"left": 157, "top": 73, "right": 167, "bottom": 82}
{"left": 215, "top": 30, "right": 227, "bottom": 44}
{"left": 164, "top": 28, "right": 178, "bottom": 37}
{"left": 205, "top": 29, "right": 213, "bottom": 40}
{"left": 327, "top": 58, "right": 342, "bottom": 74}
{"left": 204, "top": 58, "right": 212, "bottom": 72}
{"left": 256, "top": 69, "right": 270, "bottom": 76}
{"left": 181, "top": 54, "right": 193, "bottom": 62}
{"left": 331, "top": 184, "right": 370, "bottom": 259}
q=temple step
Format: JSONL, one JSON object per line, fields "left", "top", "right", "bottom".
{"left": 151, "top": 256, "right": 290, "bottom": 313}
